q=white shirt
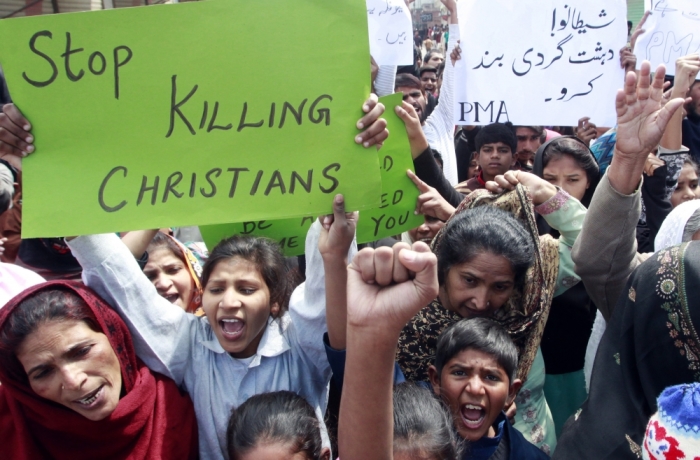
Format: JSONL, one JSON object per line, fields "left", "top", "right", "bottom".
{"left": 68, "top": 221, "right": 347, "bottom": 459}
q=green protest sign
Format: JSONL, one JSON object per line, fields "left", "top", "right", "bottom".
{"left": 198, "top": 94, "right": 422, "bottom": 254}
{"left": 357, "top": 93, "right": 423, "bottom": 243}
{"left": 0, "top": 0, "right": 381, "bottom": 238}
{"left": 199, "top": 215, "right": 314, "bottom": 257}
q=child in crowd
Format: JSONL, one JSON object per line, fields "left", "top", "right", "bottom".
{"left": 66, "top": 194, "right": 356, "bottom": 459}
{"left": 226, "top": 391, "right": 331, "bottom": 460}
{"left": 338, "top": 238, "right": 460, "bottom": 459}
{"left": 642, "top": 383, "right": 700, "bottom": 460}
{"left": 428, "top": 318, "right": 549, "bottom": 459}
{"left": 321, "top": 204, "right": 461, "bottom": 460}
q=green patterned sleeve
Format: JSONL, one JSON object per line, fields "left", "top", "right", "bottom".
{"left": 535, "top": 189, "right": 587, "bottom": 296}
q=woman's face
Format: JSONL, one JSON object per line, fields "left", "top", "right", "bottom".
{"left": 202, "top": 257, "right": 276, "bottom": 359}
{"left": 671, "top": 163, "right": 699, "bottom": 208}
{"left": 542, "top": 153, "right": 590, "bottom": 201}
{"left": 17, "top": 319, "right": 122, "bottom": 421}
{"left": 144, "top": 248, "right": 195, "bottom": 311}
{"left": 408, "top": 216, "right": 445, "bottom": 244}
{"left": 439, "top": 252, "right": 516, "bottom": 318}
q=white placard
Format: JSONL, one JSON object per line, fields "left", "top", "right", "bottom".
{"left": 634, "top": 0, "right": 700, "bottom": 76}
{"left": 453, "top": 0, "right": 627, "bottom": 127}
{"left": 367, "top": 0, "right": 414, "bottom": 66}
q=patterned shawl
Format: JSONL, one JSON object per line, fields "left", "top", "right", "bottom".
{"left": 397, "top": 184, "right": 560, "bottom": 382}
{"left": 554, "top": 242, "right": 700, "bottom": 460}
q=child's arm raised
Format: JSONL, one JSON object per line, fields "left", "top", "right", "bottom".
{"left": 339, "top": 242, "right": 438, "bottom": 460}
{"left": 318, "top": 194, "right": 357, "bottom": 350}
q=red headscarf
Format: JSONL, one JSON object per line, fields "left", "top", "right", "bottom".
{"left": 0, "top": 281, "right": 198, "bottom": 460}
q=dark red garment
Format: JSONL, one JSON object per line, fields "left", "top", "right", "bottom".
{"left": 0, "top": 281, "right": 198, "bottom": 460}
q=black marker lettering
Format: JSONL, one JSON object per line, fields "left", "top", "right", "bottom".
{"left": 60, "top": 32, "right": 84, "bottom": 82}
{"left": 227, "top": 167, "right": 249, "bottom": 198}
{"left": 250, "top": 170, "right": 264, "bottom": 195}
{"left": 98, "top": 166, "right": 128, "bottom": 212}
{"left": 165, "top": 75, "right": 198, "bottom": 138}
{"left": 269, "top": 102, "right": 276, "bottom": 128}
{"left": 88, "top": 51, "right": 106, "bottom": 75}
{"left": 207, "top": 101, "right": 233, "bottom": 132}
{"left": 22, "top": 31, "right": 58, "bottom": 88}
{"left": 189, "top": 173, "right": 197, "bottom": 198}
{"left": 237, "top": 102, "right": 264, "bottom": 131}
{"left": 162, "top": 171, "right": 183, "bottom": 203}
{"left": 199, "top": 101, "right": 209, "bottom": 130}
{"left": 200, "top": 168, "right": 221, "bottom": 198}
{"left": 137, "top": 175, "right": 160, "bottom": 206}
{"left": 113, "top": 45, "right": 132, "bottom": 99}
{"left": 319, "top": 163, "right": 340, "bottom": 193}
{"left": 379, "top": 193, "right": 389, "bottom": 209}
{"left": 309, "top": 94, "right": 332, "bottom": 125}
{"left": 279, "top": 99, "right": 307, "bottom": 128}
{"left": 290, "top": 170, "right": 312, "bottom": 194}
{"left": 264, "top": 170, "right": 287, "bottom": 195}
{"left": 371, "top": 215, "right": 385, "bottom": 237}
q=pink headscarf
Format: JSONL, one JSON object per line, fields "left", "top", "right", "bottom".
{"left": 0, "top": 263, "right": 44, "bottom": 308}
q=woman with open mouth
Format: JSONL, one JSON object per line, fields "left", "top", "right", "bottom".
{"left": 0, "top": 281, "right": 198, "bottom": 459}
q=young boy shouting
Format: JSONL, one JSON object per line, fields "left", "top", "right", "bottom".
{"left": 428, "top": 318, "right": 549, "bottom": 459}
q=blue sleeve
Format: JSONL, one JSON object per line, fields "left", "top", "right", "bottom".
{"left": 323, "top": 333, "right": 405, "bottom": 392}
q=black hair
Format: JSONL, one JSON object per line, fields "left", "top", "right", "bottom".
{"left": 434, "top": 317, "right": 518, "bottom": 384}
{"left": 684, "top": 156, "right": 699, "bottom": 174}
{"left": 0, "top": 288, "right": 101, "bottom": 384}
{"left": 533, "top": 135, "right": 600, "bottom": 207}
{"left": 435, "top": 206, "right": 534, "bottom": 288}
{"left": 420, "top": 66, "right": 438, "bottom": 77}
{"left": 514, "top": 125, "right": 546, "bottom": 143}
{"left": 202, "top": 235, "right": 290, "bottom": 312}
{"left": 395, "top": 73, "right": 422, "bottom": 91}
{"left": 474, "top": 122, "right": 517, "bottom": 155}
{"left": 147, "top": 232, "right": 188, "bottom": 266}
{"left": 393, "top": 383, "right": 462, "bottom": 459}
{"left": 227, "top": 391, "right": 323, "bottom": 460}
{"left": 423, "top": 49, "right": 444, "bottom": 65}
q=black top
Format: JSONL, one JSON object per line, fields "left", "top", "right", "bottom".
{"left": 554, "top": 242, "right": 700, "bottom": 459}
{"left": 413, "top": 147, "right": 465, "bottom": 208}
{"left": 636, "top": 164, "right": 672, "bottom": 253}
{"left": 682, "top": 112, "right": 700, "bottom": 162}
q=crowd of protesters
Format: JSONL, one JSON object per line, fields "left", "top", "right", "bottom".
{"left": 0, "top": 1, "right": 699, "bottom": 459}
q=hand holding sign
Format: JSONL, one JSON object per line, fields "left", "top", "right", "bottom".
{"left": 356, "top": 94, "right": 389, "bottom": 148}
{"left": 318, "top": 194, "right": 358, "bottom": 262}
{"left": 393, "top": 102, "right": 429, "bottom": 158}
{"left": 406, "top": 169, "right": 455, "bottom": 222}
{"left": 0, "top": 103, "right": 33, "bottom": 170}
